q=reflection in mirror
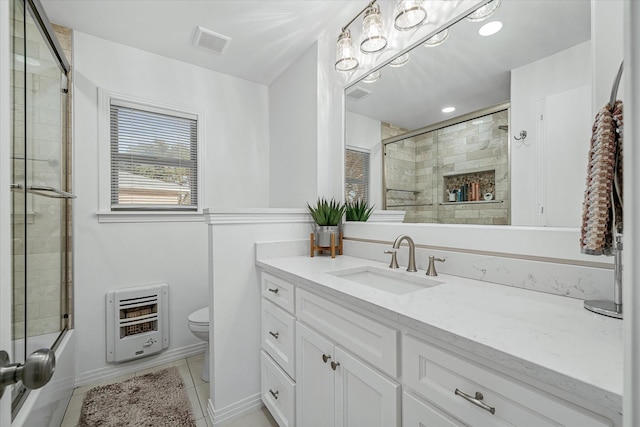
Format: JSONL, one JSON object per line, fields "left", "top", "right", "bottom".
{"left": 384, "top": 105, "right": 509, "bottom": 224}
{"left": 345, "top": 0, "right": 591, "bottom": 227}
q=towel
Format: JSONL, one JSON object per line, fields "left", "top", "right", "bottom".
{"left": 580, "top": 100, "right": 623, "bottom": 255}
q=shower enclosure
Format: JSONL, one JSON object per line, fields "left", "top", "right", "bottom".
{"left": 383, "top": 106, "right": 510, "bottom": 225}
{"left": 6, "top": 0, "right": 74, "bottom": 420}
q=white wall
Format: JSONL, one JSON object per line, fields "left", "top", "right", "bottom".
{"left": 345, "top": 111, "right": 383, "bottom": 208}
{"left": 205, "top": 210, "right": 310, "bottom": 424}
{"left": 269, "top": 43, "right": 318, "bottom": 207}
{"left": 592, "top": 0, "right": 624, "bottom": 113}
{"left": 511, "top": 41, "right": 591, "bottom": 226}
{"left": 72, "top": 31, "right": 270, "bottom": 382}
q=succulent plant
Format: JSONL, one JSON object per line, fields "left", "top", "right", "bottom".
{"left": 306, "top": 197, "right": 346, "bottom": 226}
{"left": 345, "top": 199, "right": 374, "bottom": 222}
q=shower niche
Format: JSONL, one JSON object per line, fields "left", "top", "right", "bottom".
{"left": 383, "top": 106, "right": 510, "bottom": 225}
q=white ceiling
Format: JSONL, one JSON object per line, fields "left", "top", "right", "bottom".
{"left": 41, "top": 0, "right": 366, "bottom": 85}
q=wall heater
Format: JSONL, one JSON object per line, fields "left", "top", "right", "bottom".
{"left": 106, "top": 283, "right": 169, "bottom": 363}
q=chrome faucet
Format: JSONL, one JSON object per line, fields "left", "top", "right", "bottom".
{"left": 392, "top": 235, "right": 417, "bottom": 272}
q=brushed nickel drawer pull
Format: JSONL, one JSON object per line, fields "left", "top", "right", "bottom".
{"left": 322, "top": 354, "right": 331, "bottom": 363}
{"left": 269, "top": 331, "right": 279, "bottom": 339}
{"left": 331, "top": 361, "right": 340, "bottom": 370}
{"left": 454, "top": 388, "right": 495, "bottom": 415}
{"left": 269, "top": 389, "right": 279, "bottom": 399}
{"left": 267, "top": 287, "right": 279, "bottom": 294}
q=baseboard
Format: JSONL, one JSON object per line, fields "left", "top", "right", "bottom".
{"left": 208, "top": 393, "right": 263, "bottom": 426}
{"left": 75, "top": 342, "right": 206, "bottom": 387}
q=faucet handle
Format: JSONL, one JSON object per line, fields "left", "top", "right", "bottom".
{"left": 384, "top": 250, "right": 399, "bottom": 269}
{"left": 426, "top": 256, "right": 445, "bottom": 276}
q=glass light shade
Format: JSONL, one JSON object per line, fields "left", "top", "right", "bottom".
{"left": 360, "top": 4, "right": 387, "bottom": 53}
{"left": 424, "top": 29, "right": 449, "bottom": 47}
{"left": 466, "top": 0, "right": 501, "bottom": 22}
{"left": 394, "top": 0, "right": 427, "bottom": 30}
{"left": 389, "top": 53, "right": 410, "bottom": 68}
{"left": 335, "top": 29, "right": 359, "bottom": 72}
{"left": 362, "top": 70, "right": 381, "bottom": 83}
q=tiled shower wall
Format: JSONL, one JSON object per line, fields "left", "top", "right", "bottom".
{"left": 383, "top": 110, "right": 510, "bottom": 224}
{"left": 11, "top": 13, "right": 72, "bottom": 339}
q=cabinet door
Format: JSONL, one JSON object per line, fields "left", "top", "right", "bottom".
{"left": 334, "top": 347, "right": 401, "bottom": 427}
{"left": 296, "top": 322, "right": 335, "bottom": 427}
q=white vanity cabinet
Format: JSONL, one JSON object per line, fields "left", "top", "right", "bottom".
{"left": 296, "top": 322, "right": 401, "bottom": 427}
{"left": 403, "top": 334, "right": 613, "bottom": 427}
{"left": 261, "top": 273, "right": 297, "bottom": 427}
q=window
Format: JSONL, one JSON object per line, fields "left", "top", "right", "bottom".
{"left": 109, "top": 100, "right": 198, "bottom": 211}
{"left": 345, "top": 147, "right": 370, "bottom": 203}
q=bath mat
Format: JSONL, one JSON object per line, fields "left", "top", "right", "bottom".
{"left": 78, "top": 367, "right": 196, "bottom": 427}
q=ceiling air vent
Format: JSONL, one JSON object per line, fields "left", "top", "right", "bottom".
{"left": 346, "top": 86, "right": 372, "bottom": 101}
{"left": 193, "top": 26, "right": 231, "bottom": 55}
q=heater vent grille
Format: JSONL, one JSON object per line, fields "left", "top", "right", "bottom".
{"left": 106, "top": 283, "right": 169, "bottom": 363}
{"left": 193, "top": 26, "right": 231, "bottom": 55}
{"left": 346, "top": 86, "right": 372, "bottom": 101}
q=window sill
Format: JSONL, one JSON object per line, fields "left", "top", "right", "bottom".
{"left": 97, "top": 210, "right": 205, "bottom": 223}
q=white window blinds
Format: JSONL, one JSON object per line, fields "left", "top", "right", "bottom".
{"left": 110, "top": 101, "right": 198, "bottom": 210}
{"left": 345, "top": 148, "right": 370, "bottom": 203}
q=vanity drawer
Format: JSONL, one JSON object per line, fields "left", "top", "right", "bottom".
{"left": 262, "top": 273, "right": 295, "bottom": 313}
{"left": 403, "top": 335, "right": 612, "bottom": 427}
{"left": 296, "top": 288, "right": 398, "bottom": 377}
{"left": 262, "top": 299, "right": 295, "bottom": 378}
{"left": 403, "top": 391, "right": 468, "bottom": 427}
{"left": 261, "top": 350, "right": 296, "bottom": 427}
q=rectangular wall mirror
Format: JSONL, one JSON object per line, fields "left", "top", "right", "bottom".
{"left": 345, "top": 0, "right": 591, "bottom": 227}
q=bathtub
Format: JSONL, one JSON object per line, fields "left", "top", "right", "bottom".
{"left": 12, "top": 329, "right": 75, "bottom": 427}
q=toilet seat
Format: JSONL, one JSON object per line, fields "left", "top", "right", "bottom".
{"left": 188, "top": 307, "right": 209, "bottom": 326}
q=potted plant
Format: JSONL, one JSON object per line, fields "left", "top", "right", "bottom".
{"left": 345, "top": 199, "right": 374, "bottom": 222}
{"left": 306, "top": 197, "right": 345, "bottom": 247}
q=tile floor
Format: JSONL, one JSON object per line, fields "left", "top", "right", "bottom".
{"left": 61, "top": 353, "right": 278, "bottom": 427}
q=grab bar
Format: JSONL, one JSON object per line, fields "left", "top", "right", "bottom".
{"left": 10, "top": 183, "right": 76, "bottom": 199}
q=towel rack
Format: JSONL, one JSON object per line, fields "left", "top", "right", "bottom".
{"left": 609, "top": 60, "right": 624, "bottom": 108}
{"left": 584, "top": 59, "right": 624, "bottom": 319}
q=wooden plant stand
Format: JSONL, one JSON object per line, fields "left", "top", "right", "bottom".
{"left": 310, "top": 232, "right": 343, "bottom": 258}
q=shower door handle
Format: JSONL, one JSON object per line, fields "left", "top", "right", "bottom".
{"left": 0, "top": 348, "right": 56, "bottom": 398}
{"left": 11, "top": 183, "right": 76, "bottom": 199}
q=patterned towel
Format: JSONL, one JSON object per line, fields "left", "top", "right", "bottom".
{"left": 580, "top": 100, "right": 623, "bottom": 255}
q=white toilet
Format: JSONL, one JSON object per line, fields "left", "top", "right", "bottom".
{"left": 187, "top": 307, "right": 210, "bottom": 382}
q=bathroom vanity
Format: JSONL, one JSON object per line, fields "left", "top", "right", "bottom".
{"left": 257, "top": 255, "right": 622, "bottom": 427}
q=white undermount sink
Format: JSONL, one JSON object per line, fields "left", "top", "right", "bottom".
{"left": 329, "top": 266, "right": 443, "bottom": 295}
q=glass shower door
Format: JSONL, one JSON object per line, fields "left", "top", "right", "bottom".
{"left": 10, "top": 0, "right": 71, "bottom": 410}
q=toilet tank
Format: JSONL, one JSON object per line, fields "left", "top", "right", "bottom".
{"left": 106, "top": 283, "right": 169, "bottom": 362}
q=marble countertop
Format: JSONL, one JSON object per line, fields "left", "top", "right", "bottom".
{"left": 257, "top": 255, "right": 623, "bottom": 414}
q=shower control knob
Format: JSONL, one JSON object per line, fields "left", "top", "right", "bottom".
{"left": 0, "top": 348, "right": 56, "bottom": 398}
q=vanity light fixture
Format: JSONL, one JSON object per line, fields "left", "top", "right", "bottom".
{"left": 478, "top": 21, "right": 503, "bottom": 37}
{"left": 389, "top": 53, "right": 410, "bottom": 67}
{"left": 335, "top": 29, "right": 359, "bottom": 71}
{"left": 360, "top": 3, "right": 387, "bottom": 53}
{"left": 394, "top": 0, "right": 427, "bottom": 31}
{"left": 362, "top": 70, "right": 381, "bottom": 83}
{"left": 424, "top": 28, "right": 449, "bottom": 47}
{"left": 442, "top": 106, "right": 456, "bottom": 113}
{"left": 466, "top": 0, "right": 501, "bottom": 22}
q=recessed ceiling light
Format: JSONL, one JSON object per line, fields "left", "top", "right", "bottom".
{"left": 442, "top": 107, "right": 456, "bottom": 113}
{"left": 479, "top": 21, "right": 502, "bottom": 36}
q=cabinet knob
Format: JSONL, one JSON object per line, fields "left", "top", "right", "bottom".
{"left": 269, "top": 389, "right": 279, "bottom": 400}
{"left": 331, "top": 361, "right": 340, "bottom": 371}
{"left": 267, "top": 287, "right": 279, "bottom": 294}
{"left": 322, "top": 354, "right": 331, "bottom": 363}
{"left": 269, "top": 331, "right": 279, "bottom": 339}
